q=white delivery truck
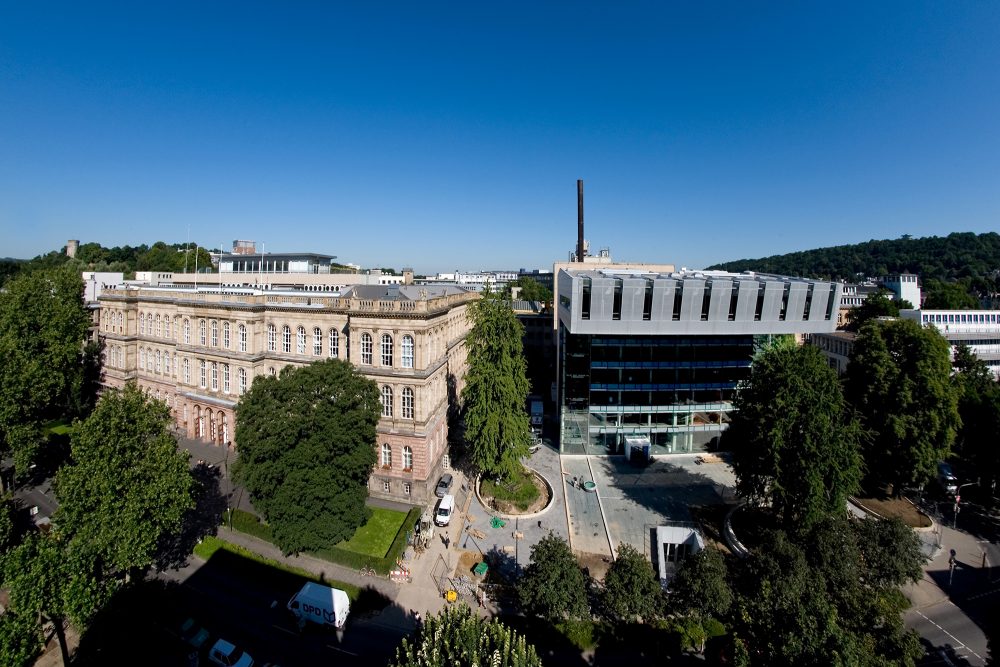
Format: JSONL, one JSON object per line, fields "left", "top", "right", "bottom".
{"left": 287, "top": 582, "right": 350, "bottom": 629}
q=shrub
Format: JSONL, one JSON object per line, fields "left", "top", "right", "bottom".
{"left": 555, "top": 618, "right": 597, "bottom": 650}
{"left": 481, "top": 467, "right": 540, "bottom": 511}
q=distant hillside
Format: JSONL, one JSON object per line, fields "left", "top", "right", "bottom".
{"left": 706, "top": 232, "right": 1000, "bottom": 283}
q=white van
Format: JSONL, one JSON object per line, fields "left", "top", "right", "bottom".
{"left": 435, "top": 494, "right": 455, "bottom": 526}
{"left": 287, "top": 582, "right": 350, "bottom": 629}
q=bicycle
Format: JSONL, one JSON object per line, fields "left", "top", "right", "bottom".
{"left": 360, "top": 566, "right": 377, "bottom": 577}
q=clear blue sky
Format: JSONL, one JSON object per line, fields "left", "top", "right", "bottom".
{"left": 2, "top": 2, "right": 998, "bottom": 274}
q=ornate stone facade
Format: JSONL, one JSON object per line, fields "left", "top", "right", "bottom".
{"left": 96, "top": 286, "right": 476, "bottom": 503}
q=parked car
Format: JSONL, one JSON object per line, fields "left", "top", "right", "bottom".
{"left": 179, "top": 618, "right": 210, "bottom": 649}
{"left": 208, "top": 638, "right": 254, "bottom": 667}
{"left": 435, "top": 494, "right": 455, "bottom": 526}
{"left": 936, "top": 461, "right": 958, "bottom": 497}
{"left": 435, "top": 473, "right": 454, "bottom": 498}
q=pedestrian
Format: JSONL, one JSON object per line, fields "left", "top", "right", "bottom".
{"left": 443, "top": 534, "right": 450, "bottom": 550}
{"left": 414, "top": 611, "right": 422, "bottom": 627}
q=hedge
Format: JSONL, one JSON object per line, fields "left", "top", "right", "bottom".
{"left": 226, "top": 506, "right": 422, "bottom": 575}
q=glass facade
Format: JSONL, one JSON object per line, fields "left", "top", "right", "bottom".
{"left": 559, "top": 327, "right": 756, "bottom": 455}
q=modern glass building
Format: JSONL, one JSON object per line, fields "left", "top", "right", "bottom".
{"left": 556, "top": 267, "right": 842, "bottom": 456}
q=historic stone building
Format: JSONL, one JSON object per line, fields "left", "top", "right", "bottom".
{"left": 96, "top": 283, "right": 476, "bottom": 502}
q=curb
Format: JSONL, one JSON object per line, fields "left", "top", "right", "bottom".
{"left": 474, "top": 467, "right": 555, "bottom": 520}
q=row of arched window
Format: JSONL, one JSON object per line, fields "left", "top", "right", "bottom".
{"left": 380, "top": 443, "right": 414, "bottom": 471}
{"left": 360, "top": 332, "right": 414, "bottom": 368}
{"left": 381, "top": 386, "right": 415, "bottom": 419}
{"left": 266, "top": 325, "right": 342, "bottom": 358}
{"left": 102, "top": 310, "right": 126, "bottom": 334}
{"left": 136, "top": 313, "right": 249, "bottom": 353}
{"left": 133, "top": 348, "right": 250, "bottom": 396}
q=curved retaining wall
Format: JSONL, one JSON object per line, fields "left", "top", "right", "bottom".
{"left": 723, "top": 502, "right": 751, "bottom": 558}
{"left": 475, "top": 468, "right": 555, "bottom": 520}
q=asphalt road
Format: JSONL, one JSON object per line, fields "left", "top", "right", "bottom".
{"left": 160, "top": 552, "right": 411, "bottom": 667}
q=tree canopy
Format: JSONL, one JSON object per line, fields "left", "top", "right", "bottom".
{"left": 844, "top": 318, "right": 960, "bottom": 492}
{"left": 729, "top": 341, "right": 862, "bottom": 531}
{"left": 517, "top": 532, "right": 589, "bottom": 621}
{"left": 461, "top": 288, "right": 533, "bottom": 479}
{"left": 844, "top": 289, "right": 908, "bottom": 331}
{"left": 668, "top": 547, "right": 732, "bottom": 621}
{"left": 390, "top": 604, "right": 543, "bottom": 667}
{"left": 952, "top": 346, "right": 1000, "bottom": 493}
{"left": 55, "top": 383, "right": 193, "bottom": 575}
{"left": 0, "top": 267, "right": 92, "bottom": 473}
{"left": 507, "top": 276, "right": 553, "bottom": 304}
{"left": 234, "top": 359, "right": 380, "bottom": 554}
{"left": 602, "top": 542, "right": 663, "bottom": 622}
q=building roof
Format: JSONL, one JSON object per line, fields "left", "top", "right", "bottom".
{"left": 218, "top": 252, "right": 337, "bottom": 262}
{"left": 341, "top": 284, "right": 471, "bottom": 301}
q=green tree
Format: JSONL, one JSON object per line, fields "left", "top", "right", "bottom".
{"left": 518, "top": 532, "right": 589, "bottom": 621}
{"left": 390, "top": 604, "right": 542, "bottom": 667}
{"left": 0, "top": 267, "right": 92, "bottom": 474}
{"left": 0, "top": 609, "right": 42, "bottom": 667}
{"left": 729, "top": 341, "right": 862, "bottom": 531}
{"left": 461, "top": 287, "right": 533, "bottom": 479}
{"left": 55, "top": 384, "right": 193, "bottom": 575}
{"left": 602, "top": 542, "right": 663, "bottom": 622}
{"left": 1, "top": 534, "right": 111, "bottom": 666}
{"left": 234, "top": 359, "right": 380, "bottom": 554}
{"left": 668, "top": 547, "right": 732, "bottom": 620}
{"left": 923, "top": 279, "right": 979, "bottom": 309}
{"left": 844, "top": 290, "right": 908, "bottom": 332}
{"left": 508, "top": 277, "right": 553, "bottom": 304}
{"left": 854, "top": 517, "right": 924, "bottom": 590}
{"left": 845, "top": 318, "right": 960, "bottom": 493}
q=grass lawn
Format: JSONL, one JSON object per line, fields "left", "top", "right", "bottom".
{"left": 853, "top": 496, "right": 932, "bottom": 527}
{"left": 336, "top": 507, "right": 407, "bottom": 558}
{"left": 43, "top": 420, "right": 72, "bottom": 435}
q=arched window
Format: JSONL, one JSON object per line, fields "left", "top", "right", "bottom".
{"left": 381, "top": 386, "right": 393, "bottom": 417}
{"left": 313, "top": 327, "right": 322, "bottom": 356}
{"left": 156, "top": 315, "right": 162, "bottom": 337}
{"left": 164, "top": 351, "right": 171, "bottom": 375}
{"left": 238, "top": 324, "right": 248, "bottom": 352}
{"left": 139, "top": 348, "right": 146, "bottom": 369}
{"left": 199, "top": 360, "right": 207, "bottom": 388}
{"left": 210, "top": 320, "right": 219, "bottom": 347}
{"left": 361, "top": 333, "right": 373, "bottom": 364}
{"left": 155, "top": 350, "right": 162, "bottom": 374}
{"left": 403, "top": 446, "right": 413, "bottom": 471}
{"left": 199, "top": 320, "right": 207, "bottom": 345}
{"left": 183, "top": 319, "right": 191, "bottom": 344}
{"left": 282, "top": 326, "right": 291, "bottom": 353}
{"left": 211, "top": 362, "right": 218, "bottom": 391}
{"left": 238, "top": 367, "right": 247, "bottom": 395}
{"left": 297, "top": 326, "right": 306, "bottom": 354}
{"left": 146, "top": 348, "right": 154, "bottom": 372}
{"left": 401, "top": 335, "right": 414, "bottom": 369}
{"left": 223, "top": 364, "right": 230, "bottom": 394}
{"left": 381, "top": 334, "right": 393, "bottom": 366}
{"left": 267, "top": 324, "right": 276, "bottom": 352}
{"left": 402, "top": 387, "right": 414, "bottom": 419}
{"left": 139, "top": 313, "right": 145, "bottom": 335}
{"left": 329, "top": 329, "right": 339, "bottom": 358}
{"left": 183, "top": 358, "right": 190, "bottom": 384}
{"left": 223, "top": 322, "right": 231, "bottom": 349}
{"left": 381, "top": 443, "right": 392, "bottom": 468}
{"left": 166, "top": 317, "right": 172, "bottom": 339}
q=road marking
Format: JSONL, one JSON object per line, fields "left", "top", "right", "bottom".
{"left": 327, "top": 644, "right": 359, "bottom": 656}
{"left": 915, "top": 609, "right": 985, "bottom": 662}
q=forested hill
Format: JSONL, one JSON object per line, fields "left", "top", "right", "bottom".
{"left": 705, "top": 232, "right": 1000, "bottom": 282}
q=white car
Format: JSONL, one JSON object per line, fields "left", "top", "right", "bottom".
{"left": 208, "top": 638, "right": 254, "bottom": 667}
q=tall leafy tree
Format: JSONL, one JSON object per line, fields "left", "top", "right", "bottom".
{"left": 845, "top": 318, "right": 960, "bottom": 493}
{"left": 461, "top": 287, "right": 533, "bottom": 479}
{"left": 668, "top": 547, "right": 732, "bottom": 620}
{"left": 729, "top": 341, "right": 862, "bottom": 531}
{"left": 1, "top": 534, "right": 111, "bottom": 667}
{"left": 951, "top": 345, "right": 1000, "bottom": 493}
{"left": 517, "top": 533, "right": 589, "bottom": 621}
{"left": 844, "top": 289, "right": 912, "bottom": 332}
{"left": 390, "top": 604, "right": 543, "bottom": 667}
{"left": 55, "top": 384, "right": 193, "bottom": 575}
{"left": 234, "top": 359, "right": 380, "bottom": 554}
{"left": 0, "top": 267, "right": 92, "bottom": 473}
{"left": 602, "top": 542, "right": 663, "bottom": 622}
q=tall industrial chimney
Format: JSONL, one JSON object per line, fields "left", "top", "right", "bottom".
{"left": 576, "top": 180, "right": 585, "bottom": 262}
